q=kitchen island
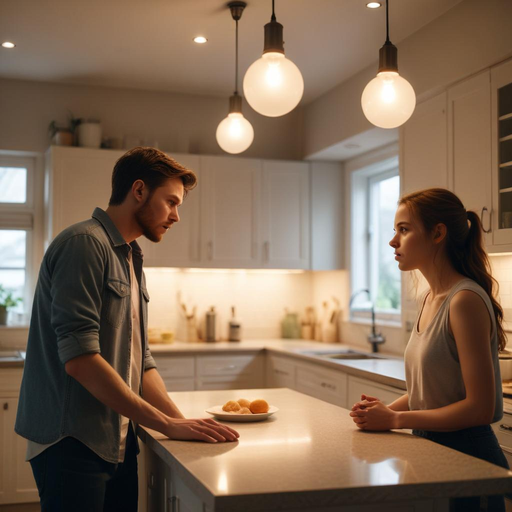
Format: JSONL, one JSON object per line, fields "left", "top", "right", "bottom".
{"left": 138, "top": 388, "right": 512, "bottom": 512}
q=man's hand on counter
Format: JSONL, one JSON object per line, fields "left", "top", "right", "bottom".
{"left": 165, "top": 418, "right": 239, "bottom": 443}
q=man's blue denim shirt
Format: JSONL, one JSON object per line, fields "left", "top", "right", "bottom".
{"left": 15, "top": 208, "right": 157, "bottom": 463}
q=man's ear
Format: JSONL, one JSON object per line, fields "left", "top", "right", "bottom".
{"left": 433, "top": 223, "right": 447, "bottom": 244}
{"left": 132, "top": 180, "right": 146, "bottom": 203}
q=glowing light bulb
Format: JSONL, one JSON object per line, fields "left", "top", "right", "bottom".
{"left": 216, "top": 113, "right": 254, "bottom": 154}
{"left": 243, "top": 52, "right": 304, "bottom": 117}
{"left": 361, "top": 72, "right": 416, "bottom": 129}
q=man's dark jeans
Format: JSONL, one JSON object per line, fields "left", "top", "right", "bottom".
{"left": 29, "top": 426, "right": 138, "bottom": 512}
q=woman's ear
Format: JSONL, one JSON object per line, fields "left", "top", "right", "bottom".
{"left": 432, "top": 223, "right": 447, "bottom": 244}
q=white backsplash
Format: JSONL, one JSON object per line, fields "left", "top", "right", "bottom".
{"left": 144, "top": 268, "right": 347, "bottom": 341}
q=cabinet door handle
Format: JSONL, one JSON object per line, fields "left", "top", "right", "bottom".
{"left": 3, "top": 403, "right": 7, "bottom": 410}
{"left": 207, "top": 241, "right": 213, "bottom": 260}
{"left": 481, "top": 207, "right": 491, "bottom": 233}
{"left": 219, "top": 365, "right": 237, "bottom": 371}
{"left": 264, "top": 241, "right": 270, "bottom": 263}
{"left": 500, "top": 423, "right": 512, "bottom": 431}
{"left": 168, "top": 496, "right": 179, "bottom": 512}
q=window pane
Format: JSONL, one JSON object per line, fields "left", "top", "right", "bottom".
{"left": 375, "top": 175, "right": 401, "bottom": 310}
{"left": 0, "top": 269, "right": 25, "bottom": 314}
{"left": 0, "top": 230, "right": 26, "bottom": 268}
{"left": 0, "top": 167, "right": 27, "bottom": 203}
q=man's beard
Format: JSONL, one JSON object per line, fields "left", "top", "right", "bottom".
{"left": 135, "top": 197, "right": 162, "bottom": 243}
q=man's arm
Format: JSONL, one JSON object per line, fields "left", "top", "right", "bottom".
{"left": 142, "top": 368, "right": 185, "bottom": 419}
{"left": 66, "top": 354, "right": 238, "bottom": 442}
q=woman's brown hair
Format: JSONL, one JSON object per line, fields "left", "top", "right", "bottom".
{"left": 109, "top": 147, "right": 197, "bottom": 206}
{"left": 400, "top": 188, "right": 506, "bottom": 351}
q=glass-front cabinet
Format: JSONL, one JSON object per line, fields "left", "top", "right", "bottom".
{"left": 492, "top": 59, "right": 512, "bottom": 246}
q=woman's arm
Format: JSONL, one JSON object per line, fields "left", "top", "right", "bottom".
{"left": 351, "top": 290, "right": 495, "bottom": 431}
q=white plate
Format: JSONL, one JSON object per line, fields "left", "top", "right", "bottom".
{"left": 205, "top": 405, "right": 278, "bottom": 422}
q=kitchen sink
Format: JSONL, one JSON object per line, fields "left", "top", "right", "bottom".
{"left": 300, "top": 349, "right": 381, "bottom": 360}
{"left": 0, "top": 350, "right": 23, "bottom": 362}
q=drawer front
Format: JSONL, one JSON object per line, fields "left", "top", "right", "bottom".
{"left": 0, "top": 368, "right": 23, "bottom": 396}
{"left": 492, "top": 417, "right": 512, "bottom": 455}
{"left": 153, "top": 356, "right": 195, "bottom": 379}
{"left": 162, "top": 378, "right": 195, "bottom": 392}
{"left": 296, "top": 364, "right": 347, "bottom": 408}
{"left": 347, "top": 376, "right": 403, "bottom": 408}
{"left": 266, "top": 356, "right": 296, "bottom": 389}
{"left": 196, "top": 376, "right": 261, "bottom": 391}
{"left": 196, "top": 354, "right": 262, "bottom": 378}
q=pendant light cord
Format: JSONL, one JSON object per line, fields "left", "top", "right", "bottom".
{"left": 271, "top": 0, "right": 276, "bottom": 22}
{"left": 385, "top": 0, "right": 390, "bottom": 43}
{"left": 235, "top": 18, "right": 239, "bottom": 94}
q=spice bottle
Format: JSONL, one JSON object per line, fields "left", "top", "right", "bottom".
{"left": 228, "top": 306, "right": 241, "bottom": 342}
{"left": 205, "top": 306, "right": 217, "bottom": 342}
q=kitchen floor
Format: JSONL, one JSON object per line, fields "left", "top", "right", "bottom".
{"left": 0, "top": 505, "right": 39, "bottom": 511}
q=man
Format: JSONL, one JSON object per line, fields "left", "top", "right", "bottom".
{"left": 15, "top": 147, "right": 239, "bottom": 512}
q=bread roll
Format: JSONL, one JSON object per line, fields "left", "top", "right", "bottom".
{"left": 222, "top": 400, "right": 241, "bottom": 412}
{"left": 249, "top": 399, "right": 269, "bottom": 414}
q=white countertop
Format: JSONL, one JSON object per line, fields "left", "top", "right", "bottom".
{"left": 139, "top": 388, "right": 512, "bottom": 511}
{"left": 149, "top": 339, "right": 407, "bottom": 389}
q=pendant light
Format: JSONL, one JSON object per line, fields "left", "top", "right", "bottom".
{"left": 361, "top": 0, "right": 416, "bottom": 129}
{"left": 216, "top": 2, "right": 254, "bottom": 155}
{"left": 243, "top": 0, "right": 304, "bottom": 117}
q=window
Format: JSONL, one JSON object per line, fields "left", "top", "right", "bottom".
{"left": 349, "top": 151, "right": 401, "bottom": 323}
{"left": 0, "top": 155, "right": 39, "bottom": 325}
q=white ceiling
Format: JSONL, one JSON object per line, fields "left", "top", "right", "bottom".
{"left": 0, "top": 0, "right": 463, "bottom": 105}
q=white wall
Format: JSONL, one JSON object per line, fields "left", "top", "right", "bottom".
{"left": 0, "top": 78, "right": 303, "bottom": 160}
{"left": 303, "top": 0, "right": 512, "bottom": 158}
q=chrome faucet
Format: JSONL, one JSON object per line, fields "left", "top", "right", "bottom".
{"left": 349, "top": 289, "right": 386, "bottom": 353}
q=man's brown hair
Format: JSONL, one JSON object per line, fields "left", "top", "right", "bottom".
{"left": 109, "top": 147, "right": 197, "bottom": 206}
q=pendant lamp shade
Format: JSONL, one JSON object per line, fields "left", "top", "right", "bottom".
{"left": 244, "top": 52, "right": 303, "bottom": 118}
{"left": 243, "top": 1, "right": 303, "bottom": 117}
{"left": 216, "top": 2, "right": 254, "bottom": 154}
{"left": 361, "top": 1, "right": 416, "bottom": 129}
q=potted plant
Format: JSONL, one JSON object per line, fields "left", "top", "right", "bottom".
{"left": 0, "top": 284, "right": 22, "bottom": 325}
{"left": 48, "top": 111, "right": 81, "bottom": 146}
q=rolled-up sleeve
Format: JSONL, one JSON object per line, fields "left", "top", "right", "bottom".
{"left": 48, "top": 234, "right": 105, "bottom": 364}
{"left": 144, "top": 346, "right": 157, "bottom": 371}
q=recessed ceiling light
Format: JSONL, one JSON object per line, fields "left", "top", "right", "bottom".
{"left": 366, "top": 2, "right": 382, "bottom": 8}
{"left": 193, "top": 36, "right": 208, "bottom": 44}
{"left": 2, "top": 42, "right": 16, "bottom": 49}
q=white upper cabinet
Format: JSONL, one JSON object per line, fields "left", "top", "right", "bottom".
{"left": 45, "top": 146, "right": 117, "bottom": 244}
{"left": 401, "top": 92, "right": 448, "bottom": 195}
{"left": 45, "top": 147, "right": 201, "bottom": 267}
{"left": 261, "top": 160, "right": 310, "bottom": 269}
{"left": 491, "top": 59, "right": 512, "bottom": 248}
{"left": 144, "top": 154, "right": 201, "bottom": 267}
{"left": 46, "top": 148, "right": 326, "bottom": 269}
{"left": 448, "top": 70, "right": 492, "bottom": 246}
{"left": 200, "top": 156, "right": 262, "bottom": 268}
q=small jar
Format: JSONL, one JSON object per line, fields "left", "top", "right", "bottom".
{"left": 77, "top": 119, "right": 102, "bottom": 148}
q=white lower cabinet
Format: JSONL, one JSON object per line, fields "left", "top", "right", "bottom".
{"left": 0, "top": 369, "right": 38, "bottom": 505}
{"left": 295, "top": 361, "right": 348, "bottom": 408}
{"left": 347, "top": 375, "right": 404, "bottom": 407}
{"left": 266, "top": 354, "right": 296, "bottom": 389}
{"left": 152, "top": 355, "right": 195, "bottom": 392}
{"left": 152, "top": 353, "right": 265, "bottom": 392}
{"left": 196, "top": 354, "right": 264, "bottom": 390}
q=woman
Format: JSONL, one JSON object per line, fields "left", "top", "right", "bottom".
{"left": 350, "top": 188, "right": 509, "bottom": 512}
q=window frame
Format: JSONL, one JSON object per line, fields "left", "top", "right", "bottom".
{"left": 0, "top": 152, "right": 44, "bottom": 325}
{"left": 346, "top": 144, "right": 401, "bottom": 326}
